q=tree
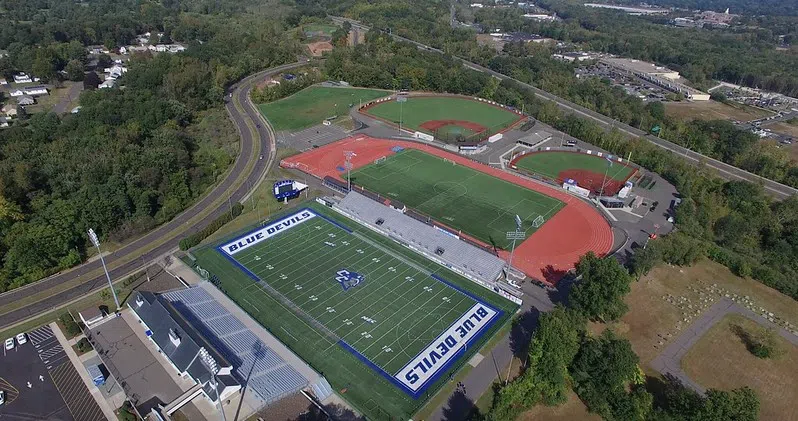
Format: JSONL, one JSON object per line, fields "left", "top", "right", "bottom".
{"left": 488, "top": 307, "right": 585, "bottom": 420}
{"left": 569, "top": 252, "right": 632, "bottom": 321}
{"left": 65, "top": 59, "right": 85, "bottom": 81}
{"left": 83, "top": 71, "right": 101, "bottom": 90}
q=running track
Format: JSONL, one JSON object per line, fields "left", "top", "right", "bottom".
{"left": 281, "top": 134, "right": 614, "bottom": 283}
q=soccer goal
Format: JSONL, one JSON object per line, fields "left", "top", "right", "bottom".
{"left": 443, "top": 158, "right": 457, "bottom": 165}
{"left": 532, "top": 215, "right": 545, "bottom": 228}
{"left": 374, "top": 156, "right": 387, "bottom": 165}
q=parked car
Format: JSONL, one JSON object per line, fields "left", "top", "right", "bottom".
{"left": 0, "top": 389, "right": 5, "bottom": 405}
{"left": 4, "top": 338, "right": 14, "bottom": 350}
{"left": 15, "top": 333, "right": 26, "bottom": 345}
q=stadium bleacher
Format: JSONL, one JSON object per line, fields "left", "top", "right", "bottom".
{"left": 335, "top": 191, "right": 506, "bottom": 284}
{"left": 162, "top": 288, "right": 309, "bottom": 406}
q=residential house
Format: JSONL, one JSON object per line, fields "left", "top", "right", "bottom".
{"left": 99, "top": 79, "right": 116, "bottom": 89}
{"left": 13, "top": 73, "right": 32, "bottom": 84}
{"left": 0, "top": 117, "right": 9, "bottom": 128}
{"left": 17, "top": 96, "right": 35, "bottom": 106}
{"left": 0, "top": 79, "right": 7, "bottom": 85}
{"left": 9, "top": 89, "right": 24, "bottom": 97}
{"left": 23, "top": 86, "right": 48, "bottom": 96}
{"left": 2, "top": 104, "right": 18, "bottom": 118}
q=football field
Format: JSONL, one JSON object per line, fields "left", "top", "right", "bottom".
{"left": 350, "top": 149, "right": 565, "bottom": 249}
{"left": 192, "top": 203, "right": 516, "bottom": 419}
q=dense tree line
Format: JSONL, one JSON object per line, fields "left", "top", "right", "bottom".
{"left": 0, "top": 1, "right": 302, "bottom": 292}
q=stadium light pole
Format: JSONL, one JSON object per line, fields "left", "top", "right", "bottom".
{"left": 88, "top": 228, "right": 120, "bottom": 310}
{"left": 344, "top": 151, "right": 356, "bottom": 191}
{"left": 505, "top": 215, "right": 525, "bottom": 277}
{"left": 598, "top": 156, "right": 612, "bottom": 199}
{"left": 397, "top": 96, "right": 407, "bottom": 135}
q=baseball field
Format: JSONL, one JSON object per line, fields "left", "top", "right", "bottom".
{"left": 512, "top": 151, "right": 636, "bottom": 195}
{"left": 362, "top": 96, "right": 523, "bottom": 143}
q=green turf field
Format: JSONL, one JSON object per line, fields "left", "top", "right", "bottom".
{"left": 350, "top": 149, "right": 565, "bottom": 249}
{"left": 191, "top": 202, "right": 516, "bottom": 420}
{"left": 515, "top": 151, "right": 635, "bottom": 181}
{"left": 258, "top": 86, "right": 389, "bottom": 132}
{"left": 363, "top": 96, "right": 521, "bottom": 138}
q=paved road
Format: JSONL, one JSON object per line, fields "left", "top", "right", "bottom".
{"left": 0, "top": 61, "right": 307, "bottom": 331}
{"left": 331, "top": 16, "right": 797, "bottom": 200}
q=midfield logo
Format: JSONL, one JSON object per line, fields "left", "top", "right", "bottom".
{"left": 335, "top": 269, "right": 364, "bottom": 291}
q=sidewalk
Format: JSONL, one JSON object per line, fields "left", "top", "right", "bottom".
{"left": 50, "top": 321, "right": 119, "bottom": 421}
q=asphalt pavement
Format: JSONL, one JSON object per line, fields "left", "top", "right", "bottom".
{"left": 0, "top": 61, "right": 308, "bottom": 331}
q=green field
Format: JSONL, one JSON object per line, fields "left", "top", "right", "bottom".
{"left": 191, "top": 202, "right": 516, "bottom": 420}
{"left": 515, "top": 151, "right": 635, "bottom": 181}
{"left": 363, "top": 96, "right": 521, "bottom": 138}
{"left": 257, "top": 86, "right": 389, "bottom": 131}
{"left": 350, "top": 149, "right": 565, "bottom": 249}
{"left": 303, "top": 23, "right": 338, "bottom": 37}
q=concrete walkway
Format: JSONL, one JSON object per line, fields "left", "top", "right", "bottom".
{"left": 51, "top": 322, "right": 119, "bottom": 421}
{"left": 650, "top": 297, "right": 798, "bottom": 394}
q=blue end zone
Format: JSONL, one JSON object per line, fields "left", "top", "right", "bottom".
{"left": 339, "top": 273, "right": 503, "bottom": 399}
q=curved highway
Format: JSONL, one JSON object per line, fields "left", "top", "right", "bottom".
{"left": 332, "top": 16, "right": 797, "bottom": 200}
{"left": 0, "top": 61, "right": 306, "bottom": 330}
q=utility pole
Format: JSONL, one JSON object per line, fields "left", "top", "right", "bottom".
{"left": 141, "top": 255, "right": 150, "bottom": 283}
{"left": 88, "top": 229, "right": 120, "bottom": 310}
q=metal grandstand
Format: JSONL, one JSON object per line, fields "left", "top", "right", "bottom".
{"left": 161, "top": 287, "right": 320, "bottom": 407}
{"left": 334, "top": 191, "right": 506, "bottom": 285}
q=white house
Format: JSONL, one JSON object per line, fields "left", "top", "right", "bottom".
{"left": 99, "top": 79, "right": 116, "bottom": 89}
{"left": 13, "top": 73, "right": 32, "bottom": 84}
{"left": 9, "top": 89, "right": 24, "bottom": 97}
{"left": 17, "top": 96, "right": 35, "bottom": 106}
{"left": 23, "top": 86, "right": 48, "bottom": 96}
{"left": 0, "top": 78, "right": 7, "bottom": 85}
{"left": 0, "top": 117, "right": 9, "bottom": 128}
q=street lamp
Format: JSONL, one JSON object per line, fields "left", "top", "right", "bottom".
{"left": 88, "top": 228, "right": 120, "bottom": 310}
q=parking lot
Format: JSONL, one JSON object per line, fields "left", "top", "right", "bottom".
{"left": 0, "top": 325, "right": 73, "bottom": 420}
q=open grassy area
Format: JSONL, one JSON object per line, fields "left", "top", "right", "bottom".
{"left": 514, "top": 151, "right": 635, "bottom": 181}
{"left": 362, "top": 95, "right": 522, "bottom": 138}
{"left": 605, "top": 260, "right": 798, "bottom": 367}
{"left": 518, "top": 391, "right": 600, "bottom": 421}
{"left": 665, "top": 100, "right": 774, "bottom": 122}
{"left": 681, "top": 314, "right": 798, "bottom": 421}
{"left": 191, "top": 201, "right": 517, "bottom": 420}
{"left": 350, "top": 149, "right": 564, "bottom": 249}
{"left": 303, "top": 23, "right": 337, "bottom": 37}
{"left": 257, "top": 86, "right": 388, "bottom": 132}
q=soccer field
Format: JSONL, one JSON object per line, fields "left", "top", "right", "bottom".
{"left": 258, "top": 86, "right": 389, "bottom": 132}
{"left": 350, "top": 149, "right": 565, "bottom": 249}
{"left": 192, "top": 202, "right": 516, "bottom": 420}
{"left": 363, "top": 96, "right": 521, "bottom": 136}
{"left": 515, "top": 151, "right": 635, "bottom": 181}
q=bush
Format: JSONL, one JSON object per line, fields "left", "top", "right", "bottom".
{"left": 76, "top": 337, "right": 92, "bottom": 353}
{"left": 179, "top": 202, "right": 243, "bottom": 250}
{"left": 58, "top": 313, "right": 82, "bottom": 337}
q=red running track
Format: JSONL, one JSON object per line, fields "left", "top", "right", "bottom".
{"left": 281, "top": 134, "right": 614, "bottom": 284}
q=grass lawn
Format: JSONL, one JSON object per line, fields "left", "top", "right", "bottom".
{"left": 191, "top": 201, "right": 517, "bottom": 420}
{"left": 350, "top": 149, "right": 565, "bottom": 249}
{"left": 514, "top": 151, "right": 634, "bottom": 181}
{"left": 257, "top": 86, "right": 388, "bottom": 132}
{"left": 665, "top": 100, "right": 774, "bottom": 122}
{"left": 681, "top": 314, "right": 798, "bottom": 421}
{"left": 363, "top": 96, "right": 522, "bottom": 136}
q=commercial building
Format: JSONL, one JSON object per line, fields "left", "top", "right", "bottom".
{"left": 584, "top": 3, "right": 669, "bottom": 15}
{"left": 600, "top": 58, "right": 710, "bottom": 101}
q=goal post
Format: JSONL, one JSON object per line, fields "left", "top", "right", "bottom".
{"left": 532, "top": 215, "right": 545, "bottom": 228}
{"left": 443, "top": 158, "right": 457, "bottom": 165}
{"left": 374, "top": 156, "right": 387, "bottom": 165}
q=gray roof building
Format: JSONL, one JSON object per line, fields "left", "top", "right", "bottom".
{"left": 335, "top": 191, "right": 506, "bottom": 284}
{"left": 129, "top": 291, "right": 241, "bottom": 403}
